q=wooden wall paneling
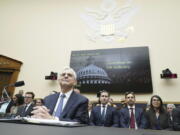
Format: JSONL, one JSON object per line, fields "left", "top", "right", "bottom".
{"left": 0, "top": 55, "right": 23, "bottom": 97}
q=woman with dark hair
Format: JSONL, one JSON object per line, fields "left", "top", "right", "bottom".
{"left": 10, "top": 94, "right": 24, "bottom": 116}
{"left": 145, "top": 95, "right": 169, "bottom": 130}
{"left": 34, "top": 98, "right": 44, "bottom": 106}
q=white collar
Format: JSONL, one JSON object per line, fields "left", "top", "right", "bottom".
{"left": 127, "top": 105, "right": 135, "bottom": 109}
{"left": 25, "top": 102, "right": 32, "bottom": 107}
{"left": 101, "top": 104, "right": 108, "bottom": 108}
{"left": 60, "top": 89, "right": 73, "bottom": 99}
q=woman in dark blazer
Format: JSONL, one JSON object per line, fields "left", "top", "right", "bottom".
{"left": 145, "top": 95, "right": 169, "bottom": 130}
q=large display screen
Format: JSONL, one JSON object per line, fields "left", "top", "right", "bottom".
{"left": 70, "top": 47, "right": 153, "bottom": 93}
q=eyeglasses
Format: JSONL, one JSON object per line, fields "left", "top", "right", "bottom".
{"left": 24, "top": 96, "right": 32, "bottom": 99}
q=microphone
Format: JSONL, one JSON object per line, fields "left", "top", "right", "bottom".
{"left": 7, "top": 81, "right": 25, "bottom": 87}
{"left": 14, "top": 81, "right": 25, "bottom": 87}
{"left": 1, "top": 81, "right": 25, "bottom": 101}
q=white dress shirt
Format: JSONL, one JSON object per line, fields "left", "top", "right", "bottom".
{"left": 127, "top": 105, "right": 138, "bottom": 129}
{"left": 25, "top": 102, "right": 33, "bottom": 111}
{"left": 0, "top": 101, "right": 10, "bottom": 113}
{"left": 53, "top": 90, "right": 73, "bottom": 116}
{"left": 101, "top": 104, "right": 108, "bottom": 116}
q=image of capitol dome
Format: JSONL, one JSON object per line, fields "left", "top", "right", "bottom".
{"left": 70, "top": 47, "right": 153, "bottom": 93}
{"left": 77, "top": 64, "right": 111, "bottom": 85}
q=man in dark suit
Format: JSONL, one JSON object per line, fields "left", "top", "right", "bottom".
{"left": 16, "top": 92, "right": 35, "bottom": 117}
{"left": 32, "top": 67, "right": 89, "bottom": 124}
{"left": 119, "top": 92, "right": 146, "bottom": 129}
{"left": 172, "top": 106, "right": 180, "bottom": 131}
{"left": 89, "top": 90, "right": 118, "bottom": 127}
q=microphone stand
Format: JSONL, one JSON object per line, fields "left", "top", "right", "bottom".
{"left": 1, "top": 81, "right": 25, "bottom": 102}
{"left": 1, "top": 86, "right": 11, "bottom": 102}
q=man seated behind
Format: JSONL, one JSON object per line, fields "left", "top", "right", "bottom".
{"left": 172, "top": 106, "right": 180, "bottom": 131}
{"left": 16, "top": 92, "right": 35, "bottom": 117}
{"left": 119, "top": 92, "right": 147, "bottom": 129}
{"left": 32, "top": 67, "right": 89, "bottom": 124}
{"left": 89, "top": 90, "right": 118, "bottom": 127}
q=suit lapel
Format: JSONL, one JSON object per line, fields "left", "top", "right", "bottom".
{"left": 25, "top": 103, "right": 33, "bottom": 115}
{"left": 124, "top": 107, "right": 131, "bottom": 126}
{"left": 49, "top": 93, "right": 59, "bottom": 114}
{"left": 21, "top": 105, "right": 27, "bottom": 116}
{"left": 97, "top": 106, "right": 101, "bottom": 120}
{"left": 105, "top": 106, "right": 110, "bottom": 120}
{"left": 60, "top": 91, "right": 76, "bottom": 118}
{"left": 125, "top": 107, "right": 130, "bottom": 120}
{"left": 135, "top": 107, "right": 139, "bottom": 121}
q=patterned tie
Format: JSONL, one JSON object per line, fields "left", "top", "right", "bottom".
{"left": 24, "top": 105, "right": 28, "bottom": 112}
{"left": 55, "top": 94, "right": 66, "bottom": 117}
{"left": 130, "top": 108, "right": 135, "bottom": 129}
{"left": 101, "top": 106, "right": 106, "bottom": 124}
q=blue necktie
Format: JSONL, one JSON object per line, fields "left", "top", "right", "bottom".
{"left": 101, "top": 106, "right": 106, "bottom": 124}
{"left": 55, "top": 94, "right": 66, "bottom": 117}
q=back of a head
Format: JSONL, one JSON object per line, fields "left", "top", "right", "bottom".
{"left": 15, "top": 94, "right": 24, "bottom": 105}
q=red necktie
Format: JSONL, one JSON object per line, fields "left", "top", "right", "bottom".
{"left": 130, "top": 108, "right": 135, "bottom": 129}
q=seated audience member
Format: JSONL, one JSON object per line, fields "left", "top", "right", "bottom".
{"left": 0, "top": 95, "right": 11, "bottom": 114}
{"left": 145, "top": 95, "right": 169, "bottom": 130}
{"left": 95, "top": 92, "right": 101, "bottom": 106}
{"left": 145, "top": 101, "right": 151, "bottom": 112}
{"left": 117, "top": 98, "right": 126, "bottom": 110}
{"left": 108, "top": 98, "right": 117, "bottom": 108}
{"left": 172, "top": 106, "right": 180, "bottom": 131}
{"left": 18, "top": 90, "right": 24, "bottom": 96}
{"left": 32, "top": 67, "right": 89, "bottom": 124}
{"left": 119, "top": 92, "right": 146, "bottom": 129}
{"left": 88, "top": 102, "right": 93, "bottom": 117}
{"left": 167, "top": 104, "right": 176, "bottom": 129}
{"left": 89, "top": 90, "right": 118, "bottom": 127}
{"left": 74, "top": 88, "right": 80, "bottom": 94}
{"left": 10, "top": 94, "right": 24, "bottom": 116}
{"left": 167, "top": 104, "right": 176, "bottom": 119}
{"left": 34, "top": 98, "right": 44, "bottom": 106}
{"left": 16, "top": 92, "right": 35, "bottom": 117}
{"left": 5, "top": 98, "right": 16, "bottom": 114}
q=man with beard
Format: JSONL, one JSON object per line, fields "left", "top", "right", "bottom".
{"left": 119, "top": 92, "right": 147, "bottom": 129}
